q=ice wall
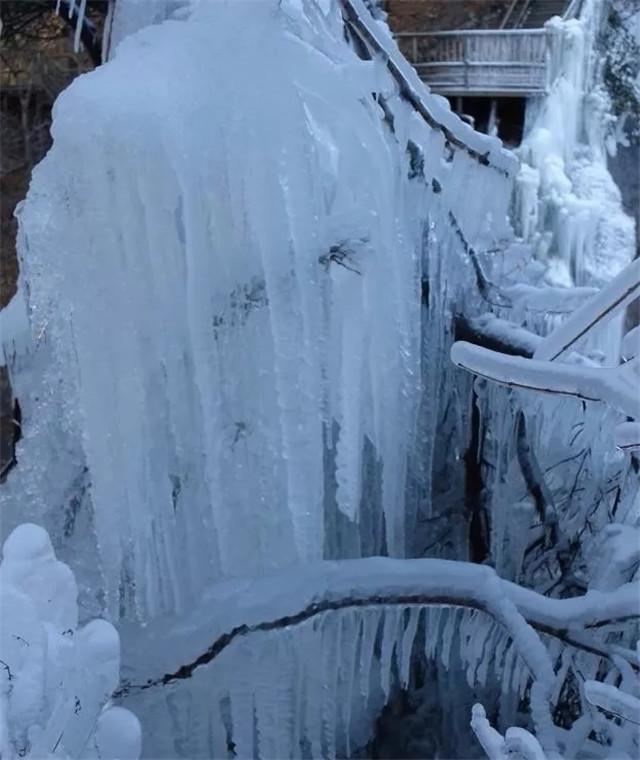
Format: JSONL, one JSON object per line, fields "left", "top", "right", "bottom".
{"left": 2, "top": 0, "right": 515, "bottom": 623}
{"left": 514, "top": 0, "right": 635, "bottom": 290}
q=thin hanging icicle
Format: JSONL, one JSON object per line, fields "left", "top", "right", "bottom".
{"left": 321, "top": 615, "right": 341, "bottom": 760}
{"left": 440, "top": 607, "right": 458, "bottom": 668}
{"left": 340, "top": 611, "right": 360, "bottom": 760}
{"left": 379, "top": 607, "right": 401, "bottom": 700}
{"left": 359, "top": 608, "right": 380, "bottom": 703}
{"left": 254, "top": 636, "right": 284, "bottom": 760}
{"left": 207, "top": 698, "right": 230, "bottom": 760}
{"left": 424, "top": 606, "right": 444, "bottom": 660}
{"left": 228, "top": 643, "right": 256, "bottom": 760}
{"left": 399, "top": 607, "right": 420, "bottom": 689}
{"left": 73, "top": 0, "right": 87, "bottom": 53}
{"left": 492, "top": 631, "right": 512, "bottom": 681}
{"left": 302, "top": 622, "right": 323, "bottom": 760}
{"left": 474, "top": 622, "right": 499, "bottom": 687}
{"left": 501, "top": 643, "right": 518, "bottom": 696}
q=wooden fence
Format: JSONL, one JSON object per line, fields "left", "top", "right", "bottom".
{"left": 395, "top": 29, "right": 548, "bottom": 96}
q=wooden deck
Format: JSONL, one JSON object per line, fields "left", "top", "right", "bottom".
{"left": 393, "top": 0, "right": 579, "bottom": 97}
{"left": 396, "top": 29, "right": 548, "bottom": 96}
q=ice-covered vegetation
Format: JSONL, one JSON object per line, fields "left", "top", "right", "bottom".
{"left": 0, "top": 0, "right": 637, "bottom": 758}
{"left": 0, "top": 523, "right": 141, "bottom": 759}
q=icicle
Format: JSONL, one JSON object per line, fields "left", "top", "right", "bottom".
{"left": 492, "top": 632, "right": 511, "bottom": 681}
{"left": 73, "top": 0, "right": 87, "bottom": 53}
{"left": 320, "top": 615, "right": 341, "bottom": 760}
{"left": 339, "top": 611, "right": 360, "bottom": 760}
{"left": 302, "top": 622, "right": 323, "bottom": 760}
{"left": 207, "top": 698, "right": 230, "bottom": 760}
{"left": 55, "top": 0, "right": 62, "bottom": 15}
{"left": 272, "top": 635, "right": 295, "bottom": 760}
{"left": 424, "top": 606, "right": 444, "bottom": 660}
{"left": 517, "top": 658, "right": 531, "bottom": 699}
{"left": 254, "top": 635, "right": 293, "bottom": 760}
{"left": 474, "top": 623, "right": 498, "bottom": 687}
{"left": 359, "top": 609, "right": 379, "bottom": 702}
{"left": 68, "top": 0, "right": 76, "bottom": 19}
{"left": 228, "top": 643, "right": 256, "bottom": 760}
{"left": 398, "top": 607, "right": 420, "bottom": 688}
{"left": 440, "top": 607, "right": 458, "bottom": 668}
{"left": 379, "top": 607, "right": 401, "bottom": 701}
{"left": 101, "top": 0, "right": 115, "bottom": 62}
{"left": 501, "top": 643, "right": 518, "bottom": 696}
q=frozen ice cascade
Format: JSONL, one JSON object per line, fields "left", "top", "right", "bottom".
{"left": 0, "top": 0, "right": 518, "bottom": 754}
{"left": 1, "top": 0, "right": 636, "bottom": 758}
{"left": 2, "top": 0, "right": 514, "bottom": 619}
{"left": 513, "top": 0, "right": 635, "bottom": 291}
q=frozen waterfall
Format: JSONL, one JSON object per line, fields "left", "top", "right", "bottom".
{"left": 2, "top": 0, "right": 514, "bottom": 624}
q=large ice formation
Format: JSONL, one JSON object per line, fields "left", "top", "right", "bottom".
{"left": 1, "top": 0, "right": 637, "bottom": 757}
{"left": 2, "top": 0, "right": 514, "bottom": 623}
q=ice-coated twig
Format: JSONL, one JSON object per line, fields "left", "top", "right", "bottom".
{"left": 615, "top": 421, "right": 640, "bottom": 453}
{"left": 584, "top": 680, "right": 640, "bottom": 725}
{"left": 451, "top": 342, "right": 640, "bottom": 420}
{"left": 533, "top": 258, "right": 640, "bottom": 362}
{"left": 117, "top": 557, "right": 638, "bottom": 706}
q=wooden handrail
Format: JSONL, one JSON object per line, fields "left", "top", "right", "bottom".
{"left": 395, "top": 29, "right": 547, "bottom": 38}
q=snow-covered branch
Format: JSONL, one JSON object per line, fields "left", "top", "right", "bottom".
{"left": 533, "top": 258, "right": 640, "bottom": 362}
{"left": 117, "top": 558, "right": 638, "bottom": 703}
{"left": 584, "top": 680, "right": 640, "bottom": 725}
{"left": 451, "top": 341, "right": 640, "bottom": 420}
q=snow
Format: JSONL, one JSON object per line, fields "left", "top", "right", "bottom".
{"left": 451, "top": 341, "right": 640, "bottom": 420}
{"left": 584, "top": 680, "right": 640, "bottom": 725}
{"left": 0, "top": 524, "right": 139, "bottom": 760}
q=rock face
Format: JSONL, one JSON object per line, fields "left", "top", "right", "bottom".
{"left": 385, "top": 0, "right": 513, "bottom": 32}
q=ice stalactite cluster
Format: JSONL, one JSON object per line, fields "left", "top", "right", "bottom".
{"left": 125, "top": 604, "right": 539, "bottom": 759}
{"left": 117, "top": 557, "right": 567, "bottom": 759}
{"left": 2, "top": 0, "right": 514, "bottom": 623}
{"left": 0, "top": 523, "right": 140, "bottom": 759}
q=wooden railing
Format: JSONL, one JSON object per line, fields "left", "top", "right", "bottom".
{"left": 395, "top": 29, "right": 548, "bottom": 96}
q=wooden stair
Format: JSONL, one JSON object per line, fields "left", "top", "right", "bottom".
{"left": 502, "top": 0, "right": 570, "bottom": 29}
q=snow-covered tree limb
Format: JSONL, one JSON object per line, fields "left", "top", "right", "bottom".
{"left": 533, "top": 258, "right": 640, "bottom": 362}
{"left": 451, "top": 342, "right": 640, "bottom": 420}
{"left": 584, "top": 680, "right": 640, "bottom": 725}
{"left": 117, "top": 558, "right": 639, "bottom": 706}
